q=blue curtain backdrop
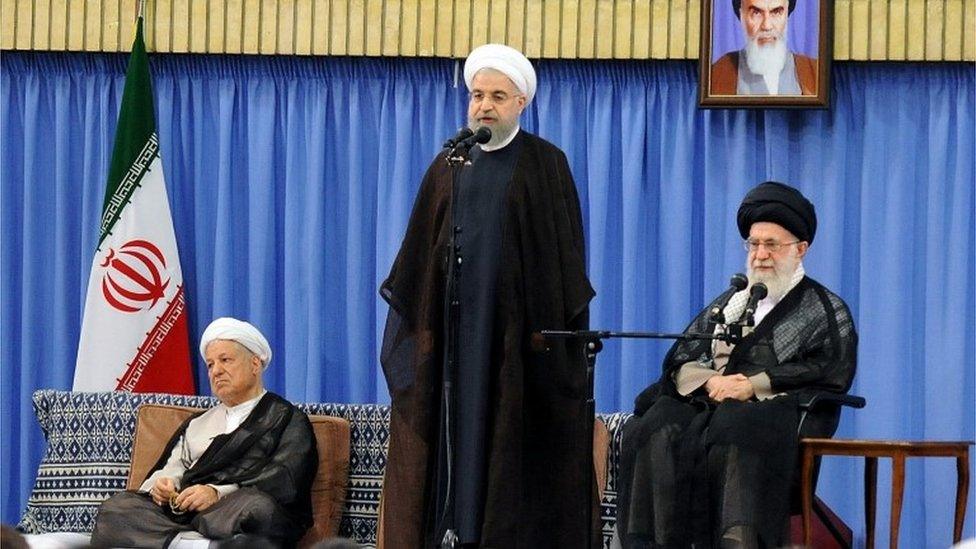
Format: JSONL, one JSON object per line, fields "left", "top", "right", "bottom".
{"left": 1, "top": 53, "right": 973, "bottom": 546}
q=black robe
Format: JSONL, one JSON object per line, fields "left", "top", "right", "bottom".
{"left": 438, "top": 136, "right": 521, "bottom": 543}
{"left": 148, "top": 392, "right": 316, "bottom": 536}
{"left": 616, "top": 276, "right": 857, "bottom": 549}
{"left": 380, "top": 130, "right": 596, "bottom": 548}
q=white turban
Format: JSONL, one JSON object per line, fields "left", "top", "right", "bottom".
{"left": 199, "top": 317, "right": 273, "bottom": 369}
{"left": 463, "top": 43, "right": 537, "bottom": 104}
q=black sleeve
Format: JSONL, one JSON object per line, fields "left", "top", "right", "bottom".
{"left": 240, "top": 409, "right": 318, "bottom": 509}
{"left": 765, "top": 286, "right": 858, "bottom": 394}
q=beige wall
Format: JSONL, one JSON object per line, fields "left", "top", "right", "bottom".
{"left": 1, "top": 0, "right": 973, "bottom": 61}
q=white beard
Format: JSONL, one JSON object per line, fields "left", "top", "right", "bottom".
{"left": 743, "top": 25, "right": 789, "bottom": 77}
{"left": 746, "top": 252, "right": 800, "bottom": 301}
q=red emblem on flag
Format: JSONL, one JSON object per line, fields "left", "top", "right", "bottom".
{"left": 100, "top": 239, "right": 171, "bottom": 313}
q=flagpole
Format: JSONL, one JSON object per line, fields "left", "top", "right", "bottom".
{"left": 74, "top": 0, "right": 195, "bottom": 394}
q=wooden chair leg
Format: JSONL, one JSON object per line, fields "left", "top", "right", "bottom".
{"left": 801, "top": 446, "right": 815, "bottom": 547}
{"left": 889, "top": 454, "right": 906, "bottom": 549}
{"left": 813, "top": 496, "right": 851, "bottom": 549}
{"left": 865, "top": 456, "right": 878, "bottom": 549}
{"left": 800, "top": 447, "right": 813, "bottom": 547}
{"left": 955, "top": 449, "right": 970, "bottom": 543}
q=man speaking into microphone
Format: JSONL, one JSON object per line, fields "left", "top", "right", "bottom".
{"left": 379, "top": 44, "right": 595, "bottom": 548}
{"left": 614, "top": 181, "right": 858, "bottom": 549}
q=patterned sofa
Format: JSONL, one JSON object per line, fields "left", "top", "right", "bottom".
{"left": 16, "top": 390, "right": 631, "bottom": 548}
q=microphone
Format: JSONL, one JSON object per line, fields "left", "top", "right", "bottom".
{"left": 458, "top": 126, "right": 491, "bottom": 148}
{"left": 708, "top": 273, "right": 749, "bottom": 324}
{"left": 739, "top": 282, "right": 768, "bottom": 327}
{"left": 443, "top": 127, "right": 474, "bottom": 149}
{"left": 445, "top": 126, "right": 492, "bottom": 166}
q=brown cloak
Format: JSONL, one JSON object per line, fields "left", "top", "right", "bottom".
{"left": 710, "top": 51, "right": 817, "bottom": 95}
{"left": 379, "top": 131, "right": 597, "bottom": 548}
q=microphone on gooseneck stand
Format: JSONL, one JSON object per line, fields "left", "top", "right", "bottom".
{"left": 738, "top": 282, "right": 768, "bottom": 327}
{"left": 458, "top": 126, "right": 492, "bottom": 149}
{"left": 445, "top": 126, "right": 491, "bottom": 166}
{"left": 443, "top": 127, "right": 474, "bottom": 149}
{"left": 708, "top": 273, "right": 749, "bottom": 324}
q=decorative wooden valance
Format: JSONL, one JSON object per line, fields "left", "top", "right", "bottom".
{"left": 2, "top": 0, "right": 973, "bottom": 61}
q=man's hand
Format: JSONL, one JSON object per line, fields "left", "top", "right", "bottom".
{"left": 705, "top": 373, "right": 755, "bottom": 402}
{"left": 149, "top": 477, "right": 178, "bottom": 506}
{"left": 173, "top": 484, "right": 219, "bottom": 513}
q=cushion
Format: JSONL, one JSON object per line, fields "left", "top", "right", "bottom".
{"left": 125, "top": 403, "right": 352, "bottom": 545}
{"left": 593, "top": 417, "right": 610, "bottom": 501}
{"left": 299, "top": 415, "right": 352, "bottom": 545}
{"left": 301, "top": 403, "right": 390, "bottom": 544}
{"left": 126, "top": 404, "right": 202, "bottom": 490}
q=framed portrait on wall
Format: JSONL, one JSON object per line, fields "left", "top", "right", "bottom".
{"left": 699, "top": 0, "right": 832, "bottom": 108}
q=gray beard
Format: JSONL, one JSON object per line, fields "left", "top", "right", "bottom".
{"left": 468, "top": 118, "right": 518, "bottom": 148}
{"left": 743, "top": 33, "right": 789, "bottom": 77}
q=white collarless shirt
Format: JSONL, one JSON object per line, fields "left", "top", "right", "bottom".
{"left": 139, "top": 390, "right": 268, "bottom": 498}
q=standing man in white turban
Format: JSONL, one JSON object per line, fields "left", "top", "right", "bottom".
{"left": 380, "top": 44, "right": 596, "bottom": 548}
{"left": 91, "top": 318, "right": 318, "bottom": 548}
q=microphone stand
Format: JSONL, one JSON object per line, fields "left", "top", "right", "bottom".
{"left": 438, "top": 141, "right": 475, "bottom": 549}
{"left": 445, "top": 127, "right": 489, "bottom": 166}
{"left": 438, "top": 128, "right": 491, "bottom": 548}
{"left": 537, "top": 327, "right": 746, "bottom": 548}
{"left": 445, "top": 139, "right": 477, "bottom": 167}
{"left": 541, "top": 328, "right": 743, "bottom": 342}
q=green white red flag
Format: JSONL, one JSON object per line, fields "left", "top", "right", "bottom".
{"left": 74, "top": 17, "right": 195, "bottom": 394}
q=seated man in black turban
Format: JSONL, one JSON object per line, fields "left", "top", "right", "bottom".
{"left": 614, "top": 182, "right": 857, "bottom": 548}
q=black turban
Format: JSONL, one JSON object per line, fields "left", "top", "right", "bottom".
{"left": 732, "top": 0, "right": 796, "bottom": 19}
{"left": 737, "top": 181, "right": 817, "bottom": 244}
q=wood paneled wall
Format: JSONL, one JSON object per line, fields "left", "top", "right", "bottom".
{"left": 2, "top": 0, "right": 973, "bottom": 61}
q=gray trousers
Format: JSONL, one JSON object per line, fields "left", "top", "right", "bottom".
{"left": 90, "top": 487, "right": 300, "bottom": 548}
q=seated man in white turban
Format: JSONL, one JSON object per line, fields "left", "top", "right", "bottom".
{"left": 91, "top": 318, "right": 318, "bottom": 548}
{"left": 380, "top": 43, "right": 595, "bottom": 548}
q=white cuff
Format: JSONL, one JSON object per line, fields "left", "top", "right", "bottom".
{"left": 207, "top": 483, "right": 240, "bottom": 499}
{"left": 747, "top": 372, "right": 776, "bottom": 400}
{"left": 674, "top": 361, "right": 721, "bottom": 396}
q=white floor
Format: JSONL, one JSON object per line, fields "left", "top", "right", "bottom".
{"left": 25, "top": 531, "right": 211, "bottom": 549}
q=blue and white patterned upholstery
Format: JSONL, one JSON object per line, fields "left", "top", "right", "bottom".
{"left": 598, "top": 412, "right": 634, "bottom": 548}
{"left": 17, "top": 390, "right": 219, "bottom": 535}
{"left": 17, "top": 390, "right": 392, "bottom": 547}
{"left": 18, "top": 390, "right": 631, "bottom": 548}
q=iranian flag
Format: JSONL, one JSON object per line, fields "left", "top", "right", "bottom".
{"left": 73, "top": 17, "right": 195, "bottom": 394}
